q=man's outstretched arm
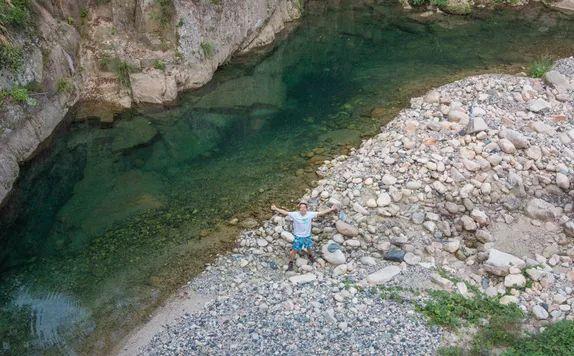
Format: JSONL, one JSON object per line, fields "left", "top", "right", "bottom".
{"left": 271, "top": 204, "right": 290, "bottom": 216}
{"left": 316, "top": 205, "right": 338, "bottom": 217}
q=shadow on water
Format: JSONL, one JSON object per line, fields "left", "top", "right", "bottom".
{"left": 1, "top": 0, "right": 574, "bottom": 354}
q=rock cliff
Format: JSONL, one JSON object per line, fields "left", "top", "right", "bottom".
{"left": 0, "top": 0, "right": 302, "bottom": 206}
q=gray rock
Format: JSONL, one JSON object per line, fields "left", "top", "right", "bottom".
{"left": 544, "top": 70, "right": 573, "bottom": 92}
{"left": 466, "top": 116, "right": 489, "bottom": 134}
{"left": 384, "top": 249, "right": 406, "bottom": 262}
{"left": 366, "top": 266, "right": 401, "bottom": 285}
{"left": 335, "top": 220, "right": 359, "bottom": 237}
{"left": 289, "top": 273, "right": 317, "bottom": 285}
{"left": 484, "top": 248, "right": 525, "bottom": 276}
{"left": 525, "top": 198, "right": 557, "bottom": 221}
{"left": 528, "top": 98, "right": 551, "bottom": 113}
{"left": 532, "top": 305, "right": 549, "bottom": 320}
{"left": 322, "top": 243, "right": 346, "bottom": 265}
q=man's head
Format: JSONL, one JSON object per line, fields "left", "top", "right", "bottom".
{"left": 298, "top": 201, "right": 308, "bottom": 213}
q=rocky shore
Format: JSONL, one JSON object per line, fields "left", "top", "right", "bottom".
{"left": 124, "top": 59, "right": 574, "bottom": 354}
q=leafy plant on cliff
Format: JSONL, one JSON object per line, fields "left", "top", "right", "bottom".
{"left": 0, "top": 43, "right": 23, "bottom": 71}
{"left": 155, "top": 0, "right": 173, "bottom": 27}
{"left": 0, "top": 86, "right": 37, "bottom": 106}
{"left": 153, "top": 59, "right": 166, "bottom": 71}
{"left": 200, "top": 41, "right": 215, "bottom": 59}
{"left": 0, "top": 0, "right": 32, "bottom": 28}
{"left": 57, "top": 78, "right": 73, "bottom": 93}
{"left": 99, "top": 55, "right": 136, "bottom": 88}
{"left": 528, "top": 56, "right": 553, "bottom": 78}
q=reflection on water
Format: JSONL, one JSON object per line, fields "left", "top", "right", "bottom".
{"left": 1, "top": 1, "right": 574, "bottom": 354}
{"left": 13, "top": 289, "right": 93, "bottom": 351}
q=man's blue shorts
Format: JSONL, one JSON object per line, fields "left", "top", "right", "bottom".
{"left": 292, "top": 235, "right": 313, "bottom": 252}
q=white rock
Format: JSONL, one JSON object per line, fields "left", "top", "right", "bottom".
{"left": 322, "top": 244, "right": 346, "bottom": 265}
{"left": 528, "top": 98, "right": 551, "bottom": 113}
{"left": 532, "top": 305, "right": 549, "bottom": 320}
{"left": 377, "top": 193, "right": 392, "bottom": 207}
{"left": 498, "top": 139, "right": 516, "bottom": 154}
{"left": 525, "top": 198, "right": 558, "bottom": 221}
{"left": 289, "top": 273, "right": 316, "bottom": 285}
{"left": 382, "top": 174, "right": 397, "bottom": 185}
{"left": 504, "top": 274, "right": 526, "bottom": 288}
{"left": 544, "top": 70, "right": 573, "bottom": 92}
{"left": 404, "top": 252, "right": 421, "bottom": 265}
{"left": 484, "top": 248, "right": 525, "bottom": 276}
{"left": 335, "top": 220, "right": 359, "bottom": 237}
{"left": 360, "top": 256, "right": 377, "bottom": 266}
{"left": 366, "top": 266, "right": 401, "bottom": 285}
{"left": 466, "top": 116, "right": 489, "bottom": 134}
{"left": 556, "top": 173, "right": 570, "bottom": 190}
{"left": 443, "top": 239, "right": 460, "bottom": 253}
{"left": 500, "top": 295, "right": 519, "bottom": 305}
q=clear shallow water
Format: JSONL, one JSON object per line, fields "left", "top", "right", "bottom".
{"left": 1, "top": 1, "right": 574, "bottom": 354}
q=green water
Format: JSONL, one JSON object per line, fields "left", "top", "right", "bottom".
{"left": 1, "top": 1, "right": 573, "bottom": 354}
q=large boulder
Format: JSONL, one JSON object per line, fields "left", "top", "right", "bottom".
{"left": 335, "top": 220, "right": 359, "bottom": 237}
{"left": 484, "top": 249, "right": 525, "bottom": 276}
{"left": 130, "top": 70, "right": 177, "bottom": 104}
{"left": 321, "top": 243, "right": 346, "bottom": 265}
{"left": 544, "top": 70, "right": 573, "bottom": 92}
{"left": 525, "top": 198, "right": 558, "bottom": 221}
{"left": 550, "top": 0, "right": 574, "bottom": 14}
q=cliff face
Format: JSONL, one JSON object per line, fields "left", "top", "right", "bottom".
{"left": 0, "top": 0, "right": 302, "bottom": 206}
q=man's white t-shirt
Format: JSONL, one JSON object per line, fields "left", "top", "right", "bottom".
{"left": 288, "top": 211, "right": 317, "bottom": 237}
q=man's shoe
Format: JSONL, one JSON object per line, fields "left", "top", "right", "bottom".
{"left": 287, "top": 261, "right": 294, "bottom": 271}
{"left": 308, "top": 254, "right": 316, "bottom": 264}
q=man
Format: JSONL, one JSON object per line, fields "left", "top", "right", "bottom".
{"left": 271, "top": 201, "right": 338, "bottom": 271}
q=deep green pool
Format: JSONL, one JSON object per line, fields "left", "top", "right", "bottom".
{"left": 1, "top": 1, "right": 573, "bottom": 354}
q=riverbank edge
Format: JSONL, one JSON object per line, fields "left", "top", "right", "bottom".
{"left": 116, "top": 58, "right": 574, "bottom": 354}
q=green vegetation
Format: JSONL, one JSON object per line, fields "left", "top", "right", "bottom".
{"left": 155, "top": 0, "right": 173, "bottom": 27}
{"left": 66, "top": 16, "right": 74, "bottom": 26}
{"left": 417, "top": 289, "right": 523, "bottom": 329}
{"left": 80, "top": 8, "right": 88, "bottom": 19}
{"left": 410, "top": 0, "right": 448, "bottom": 7}
{"left": 56, "top": 78, "right": 73, "bottom": 93}
{"left": 0, "top": 0, "right": 32, "bottom": 28}
{"left": 505, "top": 320, "right": 574, "bottom": 355}
{"left": 200, "top": 41, "right": 215, "bottom": 59}
{"left": 528, "top": 56, "right": 553, "bottom": 78}
{"left": 210, "top": 0, "right": 221, "bottom": 5}
{"left": 0, "top": 86, "right": 37, "bottom": 106}
{"left": 0, "top": 44, "right": 23, "bottom": 71}
{"left": 153, "top": 59, "right": 166, "bottom": 70}
{"left": 419, "top": 283, "right": 574, "bottom": 355}
{"left": 99, "top": 55, "right": 136, "bottom": 87}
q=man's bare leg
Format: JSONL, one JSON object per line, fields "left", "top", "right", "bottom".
{"left": 303, "top": 249, "right": 315, "bottom": 263}
{"left": 287, "top": 249, "right": 297, "bottom": 271}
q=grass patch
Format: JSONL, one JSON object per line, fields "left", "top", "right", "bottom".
{"left": 417, "top": 289, "right": 523, "bottom": 329}
{"left": 528, "top": 56, "right": 553, "bottom": 78}
{"left": 503, "top": 320, "right": 574, "bottom": 355}
{"left": 155, "top": 0, "right": 173, "bottom": 27}
{"left": 153, "top": 59, "right": 166, "bottom": 70}
{"left": 0, "top": 43, "right": 23, "bottom": 72}
{"left": 56, "top": 78, "right": 73, "bottom": 93}
{"left": 200, "top": 41, "right": 215, "bottom": 59}
{"left": 99, "top": 55, "right": 136, "bottom": 87}
{"left": 0, "top": 86, "right": 37, "bottom": 106}
{"left": 419, "top": 280, "right": 574, "bottom": 355}
{"left": 0, "top": 0, "right": 32, "bottom": 28}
